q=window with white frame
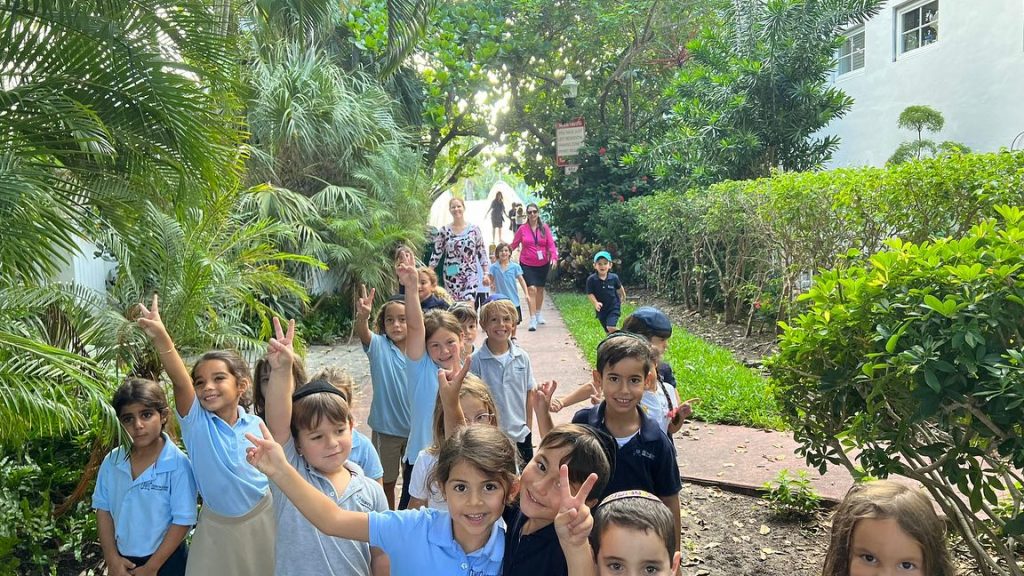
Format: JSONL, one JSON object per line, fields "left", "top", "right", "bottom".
{"left": 837, "top": 27, "right": 865, "bottom": 75}
{"left": 899, "top": 1, "right": 938, "bottom": 55}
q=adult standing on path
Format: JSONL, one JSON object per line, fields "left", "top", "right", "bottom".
{"left": 509, "top": 202, "right": 558, "bottom": 332}
{"left": 429, "top": 196, "right": 490, "bottom": 303}
{"left": 484, "top": 191, "right": 507, "bottom": 244}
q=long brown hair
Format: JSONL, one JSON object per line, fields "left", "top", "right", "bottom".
{"left": 192, "top": 350, "right": 253, "bottom": 410}
{"left": 252, "top": 356, "right": 307, "bottom": 419}
{"left": 821, "top": 480, "right": 955, "bottom": 576}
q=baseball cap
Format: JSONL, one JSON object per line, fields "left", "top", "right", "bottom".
{"left": 593, "top": 250, "right": 612, "bottom": 263}
{"left": 629, "top": 306, "right": 672, "bottom": 336}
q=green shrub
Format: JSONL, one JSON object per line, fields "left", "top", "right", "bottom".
{"left": 629, "top": 152, "right": 1024, "bottom": 327}
{"left": 556, "top": 239, "right": 608, "bottom": 290}
{"left": 762, "top": 469, "right": 820, "bottom": 519}
{"left": 767, "top": 206, "right": 1024, "bottom": 575}
{"left": 298, "top": 294, "right": 352, "bottom": 344}
{"left": 0, "top": 441, "right": 100, "bottom": 575}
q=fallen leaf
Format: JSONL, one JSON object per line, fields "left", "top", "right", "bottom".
{"left": 722, "top": 463, "right": 735, "bottom": 468}
{"left": 759, "top": 525, "right": 771, "bottom": 535}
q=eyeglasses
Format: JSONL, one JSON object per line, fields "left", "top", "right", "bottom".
{"left": 471, "top": 412, "right": 496, "bottom": 424}
{"left": 527, "top": 210, "right": 538, "bottom": 214}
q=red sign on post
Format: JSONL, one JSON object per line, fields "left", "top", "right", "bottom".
{"left": 555, "top": 118, "right": 585, "bottom": 167}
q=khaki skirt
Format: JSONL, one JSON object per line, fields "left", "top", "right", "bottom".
{"left": 185, "top": 491, "right": 275, "bottom": 576}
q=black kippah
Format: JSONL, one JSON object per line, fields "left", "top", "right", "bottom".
{"left": 292, "top": 379, "right": 346, "bottom": 402}
{"left": 579, "top": 424, "right": 617, "bottom": 490}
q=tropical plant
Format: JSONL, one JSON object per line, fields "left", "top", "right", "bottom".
{"left": 643, "top": 0, "right": 883, "bottom": 187}
{"left": 888, "top": 104, "right": 971, "bottom": 164}
{"left": 768, "top": 206, "right": 1024, "bottom": 576}
{"left": 762, "top": 469, "right": 821, "bottom": 519}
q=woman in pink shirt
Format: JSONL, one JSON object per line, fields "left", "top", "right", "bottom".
{"left": 509, "top": 203, "right": 558, "bottom": 331}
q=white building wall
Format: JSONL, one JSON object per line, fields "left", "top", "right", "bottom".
{"left": 823, "top": 0, "right": 1024, "bottom": 167}
{"left": 53, "top": 236, "right": 117, "bottom": 296}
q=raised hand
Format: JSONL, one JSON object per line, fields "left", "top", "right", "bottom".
{"left": 267, "top": 317, "right": 297, "bottom": 371}
{"left": 355, "top": 285, "right": 376, "bottom": 320}
{"left": 245, "top": 421, "right": 288, "bottom": 480}
{"left": 669, "top": 397, "right": 699, "bottom": 423}
{"left": 438, "top": 351, "right": 471, "bottom": 409}
{"left": 534, "top": 380, "right": 557, "bottom": 413}
{"left": 396, "top": 260, "right": 418, "bottom": 288}
{"left": 136, "top": 293, "right": 168, "bottom": 342}
{"left": 588, "top": 382, "right": 603, "bottom": 406}
{"left": 553, "top": 464, "right": 599, "bottom": 547}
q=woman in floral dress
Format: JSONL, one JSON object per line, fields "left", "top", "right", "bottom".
{"left": 429, "top": 197, "right": 490, "bottom": 302}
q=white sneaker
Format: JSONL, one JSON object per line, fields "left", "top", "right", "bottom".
{"left": 528, "top": 317, "right": 538, "bottom": 331}
{"left": 537, "top": 313, "right": 547, "bottom": 325}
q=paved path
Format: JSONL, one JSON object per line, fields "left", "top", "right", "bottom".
{"left": 306, "top": 296, "right": 859, "bottom": 502}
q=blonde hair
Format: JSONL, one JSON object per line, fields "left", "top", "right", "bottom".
{"left": 417, "top": 266, "right": 438, "bottom": 288}
{"left": 311, "top": 366, "right": 355, "bottom": 408}
{"left": 478, "top": 299, "right": 518, "bottom": 328}
{"left": 821, "top": 480, "right": 955, "bottom": 576}
{"left": 428, "top": 374, "right": 497, "bottom": 455}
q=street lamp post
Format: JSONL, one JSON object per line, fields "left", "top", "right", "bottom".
{"left": 561, "top": 74, "right": 579, "bottom": 108}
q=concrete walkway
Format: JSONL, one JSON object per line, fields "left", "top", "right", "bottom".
{"left": 306, "top": 295, "right": 859, "bottom": 502}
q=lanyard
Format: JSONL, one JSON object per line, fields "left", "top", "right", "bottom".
{"left": 529, "top": 224, "right": 544, "bottom": 248}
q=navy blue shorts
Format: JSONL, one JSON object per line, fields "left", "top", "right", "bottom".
{"left": 521, "top": 263, "right": 550, "bottom": 287}
{"left": 597, "top": 307, "right": 621, "bottom": 332}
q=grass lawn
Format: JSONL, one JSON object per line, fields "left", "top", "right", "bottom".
{"left": 551, "top": 292, "right": 785, "bottom": 430}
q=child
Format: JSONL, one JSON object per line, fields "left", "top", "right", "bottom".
{"left": 398, "top": 258, "right": 465, "bottom": 509}
{"left": 246, "top": 423, "right": 518, "bottom": 576}
{"left": 571, "top": 332, "right": 682, "bottom": 553}
{"left": 560, "top": 490, "right": 682, "bottom": 576}
{"left": 253, "top": 354, "right": 307, "bottom": 420}
{"left": 260, "top": 321, "right": 389, "bottom": 576}
{"left": 470, "top": 298, "right": 537, "bottom": 463}
{"left": 409, "top": 374, "right": 498, "bottom": 510}
{"left": 93, "top": 378, "right": 197, "bottom": 576}
{"left": 311, "top": 366, "right": 385, "bottom": 484}
{"left": 417, "top": 267, "right": 450, "bottom": 311}
{"left": 449, "top": 303, "right": 479, "bottom": 358}
{"left": 550, "top": 308, "right": 695, "bottom": 436}
{"left": 137, "top": 294, "right": 275, "bottom": 575}
{"left": 489, "top": 242, "right": 531, "bottom": 329}
{"left": 586, "top": 251, "right": 626, "bottom": 334}
{"left": 822, "top": 480, "right": 956, "bottom": 576}
{"left": 622, "top": 307, "right": 694, "bottom": 435}
{"left": 355, "top": 287, "right": 410, "bottom": 508}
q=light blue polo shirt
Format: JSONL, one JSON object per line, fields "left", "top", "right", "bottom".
{"left": 364, "top": 333, "right": 411, "bottom": 437}
{"left": 368, "top": 507, "right": 505, "bottom": 576}
{"left": 404, "top": 354, "right": 441, "bottom": 464}
{"left": 470, "top": 342, "right": 536, "bottom": 442}
{"left": 92, "top": 434, "right": 198, "bottom": 557}
{"left": 273, "top": 439, "right": 388, "bottom": 575}
{"left": 178, "top": 404, "right": 269, "bottom": 516}
{"left": 350, "top": 429, "right": 384, "bottom": 480}
{"left": 488, "top": 262, "right": 524, "bottom": 307}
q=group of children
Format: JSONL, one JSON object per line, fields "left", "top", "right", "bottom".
{"left": 91, "top": 244, "right": 959, "bottom": 576}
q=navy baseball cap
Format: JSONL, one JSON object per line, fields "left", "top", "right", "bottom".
{"left": 629, "top": 307, "right": 672, "bottom": 336}
{"left": 593, "top": 250, "right": 612, "bottom": 263}
{"left": 486, "top": 293, "right": 511, "bottom": 303}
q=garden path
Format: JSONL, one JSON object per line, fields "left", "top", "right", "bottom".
{"left": 305, "top": 297, "right": 860, "bottom": 502}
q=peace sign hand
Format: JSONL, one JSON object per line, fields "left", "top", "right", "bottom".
{"left": 553, "top": 464, "right": 599, "bottom": 547}
{"left": 533, "top": 380, "right": 557, "bottom": 414}
{"left": 356, "top": 285, "right": 375, "bottom": 321}
{"left": 245, "top": 421, "right": 288, "bottom": 480}
{"left": 438, "top": 351, "right": 472, "bottom": 410}
{"left": 396, "top": 260, "right": 418, "bottom": 288}
{"left": 136, "top": 293, "right": 169, "bottom": 342}
{"left": 267, "top": 317, "right": 296, "bottom": 371}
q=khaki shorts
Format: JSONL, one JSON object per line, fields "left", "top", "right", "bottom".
{"left": 372, "top": 431, "right": 408, "bottom": 484}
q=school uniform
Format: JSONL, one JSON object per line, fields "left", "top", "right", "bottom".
{"left": 470, "top": 341, "right": 536, "bottom": 462}
{"left": 409, "top": 450, "right": 447, "bottom": 511}
{"left": 641, "top": 379, "right": 681, "bottom": 434}
{"left": 177, "top": 404, "right": 274, "bottom": 575}
{"left": 92, "top": 433, "right": 197, "bottom": 572}
{"left": 364, "top": 332, "right": 410, "bottom": 438}
{"left": 586, "top": 272, "right": 623, "bottom": 330}
{"left": 350, "top": 429, "right": 384, "bottom": 481}
{"left": 489, "top": 262, "right": 526, "bottom": 321}
{"left": 501, "top": 504, "right": 567, "bottom": 576}
{"left": 571, "top": 403, "right": 682, "bottom": 499}
{"left": 421, "top": 295, "right": 450, "bottom": 311}
{"left": 273, "top": 440, "right": 388, "bottom": 575}
{"left": 368, "top": 507, "right": 505, "bottom": 576}
{"left": 400, "top": 354, "right": 441, "bottom": 508}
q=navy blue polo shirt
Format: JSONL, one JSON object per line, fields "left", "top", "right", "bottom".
{"left": 658, "top": 361, "right": 677, "bottom": 387}
{"left": 501, "top": 504, "right": 567, "bottom": 576}
{"left": 586, "top": 272, "right": 622, "bottom": 312}
{"left": 572, "top": 403, "right": 681, "bottom": 499}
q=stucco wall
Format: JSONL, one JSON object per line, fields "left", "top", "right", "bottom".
{"left": 823, "top": 0, "right": 1024, "bottom": 167}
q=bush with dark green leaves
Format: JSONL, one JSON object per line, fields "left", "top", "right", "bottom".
{"left": 768, "top": 206, "right": 1024, "bottom": 576}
